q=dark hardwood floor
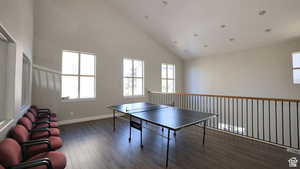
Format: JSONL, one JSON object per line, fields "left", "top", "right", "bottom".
{"left": 59, "top": 118, "right": 299, "bottom": 169}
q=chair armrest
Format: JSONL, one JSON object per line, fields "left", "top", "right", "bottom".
{"left": 30, "top": 128, "right": 51, "bottom": 137}
{"left": 33, "top": 120, "right": 50, "bottom": 124}
{"left": 10, "top": 158, "right": 53, "bottom": 169}
{"left": 38, "top": 112, "right": 51, "bottom": 118}
{"left": 39, "top": 109, "right": 51, "bottom": 113}
{"left": 22, "top": 139, "right": 52, "bottom": 151}
{"left": 32, "top": 121, "right": 50, "bottom": 127}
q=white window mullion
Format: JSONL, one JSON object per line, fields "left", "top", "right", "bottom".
{"left": 166, "top": 64, "right": 169, "bottom": 92}
{"left": 132, "top": 60, "right": 134, "bottom": 96}
{"left": 78, "top": 53, "right": 81, "bottom": 99}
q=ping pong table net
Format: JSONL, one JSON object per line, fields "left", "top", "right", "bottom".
{"left": 121, "top": 104, "right": 170, "bottom": 114}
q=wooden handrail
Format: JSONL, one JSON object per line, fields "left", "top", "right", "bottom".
{"left": 149, "top": 91, "right": 300, "bottom": 103}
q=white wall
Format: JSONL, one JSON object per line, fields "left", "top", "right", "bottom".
{"left": 184, "top": 39, "right": 300, "bottom": 148}
{"left": 0, "top": 0, "right": 34, "bottom": 138}
{"left": 184, "top": 39, "right": 300, "bottom": 99}
{"left": 32, "top": 0, "right": 183, "bottom": 122}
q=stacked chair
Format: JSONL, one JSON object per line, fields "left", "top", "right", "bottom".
{"left": 0, "top": 106, "right": 67, "bottom": 169}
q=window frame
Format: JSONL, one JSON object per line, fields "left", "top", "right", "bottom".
{"left": 0, "top": 24, "right": 17, "bottom": 127}
{"left": 21, "top": 54, "right": 32, "bottom": 109}
{"left": 123, "top": 58, "right": 145, "bottom": 97}
{"left": 161, "top": 63, "right": 175, "bottom": 93}
{"left": 292, "top": 52, "right": 300, "bottom": 84}
{"left": 61, "top": 50, "right": 96, "bottom": 101}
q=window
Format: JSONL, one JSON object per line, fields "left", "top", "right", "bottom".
{"left": 0, "top": 24, "right": 16, "bottom": 124}
{"left": 161, "top": 63, "right": 175, "bottom": 93}
{"left": 293, "top": 52, "right": 300, "bottom": 84}
{"left": 61, "top": 51, "right": 96, "bottom": 100}
{"left": 21, "top": 55, "right": 31, "bottom": 107}
{"left": 0, "top": 36, "right": 7, "bottom": 123}
{"left": 123, "top": 58, "right": 144, "bottom": 96}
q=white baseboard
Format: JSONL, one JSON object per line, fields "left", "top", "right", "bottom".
{"left": 58, "top": 114, "right": 113, "bottom": 126}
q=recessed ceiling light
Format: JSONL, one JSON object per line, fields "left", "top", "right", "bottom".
{"left": 259, "top": 10, "right": 267, "bottom": 16}
{"left": 220, "top": 24, "right": 226, "bottom": 28}
{"left": 144, "top": 16, "right": 149, "bottom": 20}
{"left": 203, "top": 45, "right": 208, "bottom": 48}
{"left": 265, "top": 28, "right": 272, "bottom": 32}
{"left": 229, "top": 38, "right": 235, "bottom": 42}
{"left": 193, "top": 33, "right": 199, "bottom": 37}
{"left": 162, "top": 1, "right": 168, "bottom": 6}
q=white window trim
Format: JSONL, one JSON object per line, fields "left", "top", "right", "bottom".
{"left": 292, "top": 52, "right": 300, "bottom": 84}
{"left": 21, "top": 54, "right": 32, "bottom": 110}
{"left": 123, "top": 57, "right": 144, "bottom": 97}
{"left": 161, "top": 63, "right": 175, "bottom": 93}
{"left": 0, "top": 24, "right": 17, "bottom": 125}
{"left": 61, "top": 50, "right": 96, "bottom": 101}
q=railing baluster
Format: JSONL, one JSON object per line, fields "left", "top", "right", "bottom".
{"left": 237, "top": 98, "right": 239, "bottom": 134}
{"left": 289, "top": 101, "right": 292, "bottom": 147}
{"left": 195, "top": 95, "right": 198, "bottom": 111}
{"left": 262, "top": 100, "right": 265, "bottom": 141}
{"left": 213, "top": 97, "right": 215, "bottom": 128}
{"left": 225, "top": 98, "right": 227, "bottom": 131}
{"left": 275, "top": 101, "right": 278, "bottom": 144}
{"left": 252, "top": 99, "right": 254, "bottom": 138}
{"left": 269, "top": 100, "right": 271, "bottom": 142}
{"left": 228, "top": 98, "right": 231, "bottom": 132}
{"left": 220, "top": 97, "right": 223, "bottom": 130}
{"left": 247, "top": 99, "right": 249, "bottom": 137}
{"left": 217, "top": 97, "right": 219, "bottom": 129}
{"left": 257, "top": 100, "right": 259, "bottom": 139}
{"left": 297, "top": 101, "right": 299, "bottom": 149}
{"left": 282, "top": 101, "right": 284, "bottom": 146}
{"left": 191, "top": 95, "right": 193, "bottom": 110}
{"left": 233, "top": 98, "right": 235, "bottom": 133}
{"left": 205, "top": 96, "right": 207, "bottom": 113}
{"left": 209, "top": 96, "right": 211, "bottom": 127}
{"left": 210, "top": 97, "right": 212, "bottom": 127}
{"left": 242, "top": 99, "right": 244, "bottom": 135}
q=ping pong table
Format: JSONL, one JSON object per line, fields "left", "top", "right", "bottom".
{"left": 108, "top": 102, "right": 216, "bottom": 167}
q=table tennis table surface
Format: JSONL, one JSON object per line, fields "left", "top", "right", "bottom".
{"left": 109, "top": 102, "right": 216, "bottom": 131}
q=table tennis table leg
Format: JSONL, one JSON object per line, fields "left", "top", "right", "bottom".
{"left": 113, "top": 110, "right": 116, "bottom": 131}
{"left": 166, "top": 128, "right": 170, "bottom": 168}
{"left": 129, "top": 116, "right": 132, "bottom": 142}
{"left": 140, "top": 119, "right": 143, "bottom": 148}
{"left": 203, "top": 120, "right": 207, "bottom": 145}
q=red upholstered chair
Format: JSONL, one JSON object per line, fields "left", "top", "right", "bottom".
{"left": 0, "top": 164, "right": 4, "bottom": 169}
{"left": 25, "top": 111, "right": 58, "bottom": 128}
{"left": 10, "top": 125, "right": 63, "bottom": 158}
{"left": 20, "top": 115, "right": 58, "bottom": 129}
{"left": 29, "top": 108, "right": 58, "bottom": 122}
{"left": 0, "top": 138, "right": 66, "bottom": 169}
{"left": 31, "top": 106, "right": 57, "bottom": 118}
{"left": 19, "top": 116, "right": 60, "bottom": 139}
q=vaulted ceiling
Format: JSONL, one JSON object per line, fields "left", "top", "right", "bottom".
{"left": 107, "top": 0, "right": 300, "bottom": 59}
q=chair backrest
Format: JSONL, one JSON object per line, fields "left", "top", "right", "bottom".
{"left": 0, "top": 138, "right": 22, "bottom": 167}
{"left": 24, "top": 111, "right": 36, "bottom": 122}
{"left": 18, "top": 117, "right": 33, "bottom": 131}
{"left": 28, "top": 108, "right": 38, "bottom": 117}
{"left": 10, "top": 125, "right": 30, "bottom": 144}
{"left": 30, "top": 105, "right": 38, "bottom": 110}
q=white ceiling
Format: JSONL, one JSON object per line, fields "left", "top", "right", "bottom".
{"left": 107, "top": 0, "right": 300, "bottom": 59}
